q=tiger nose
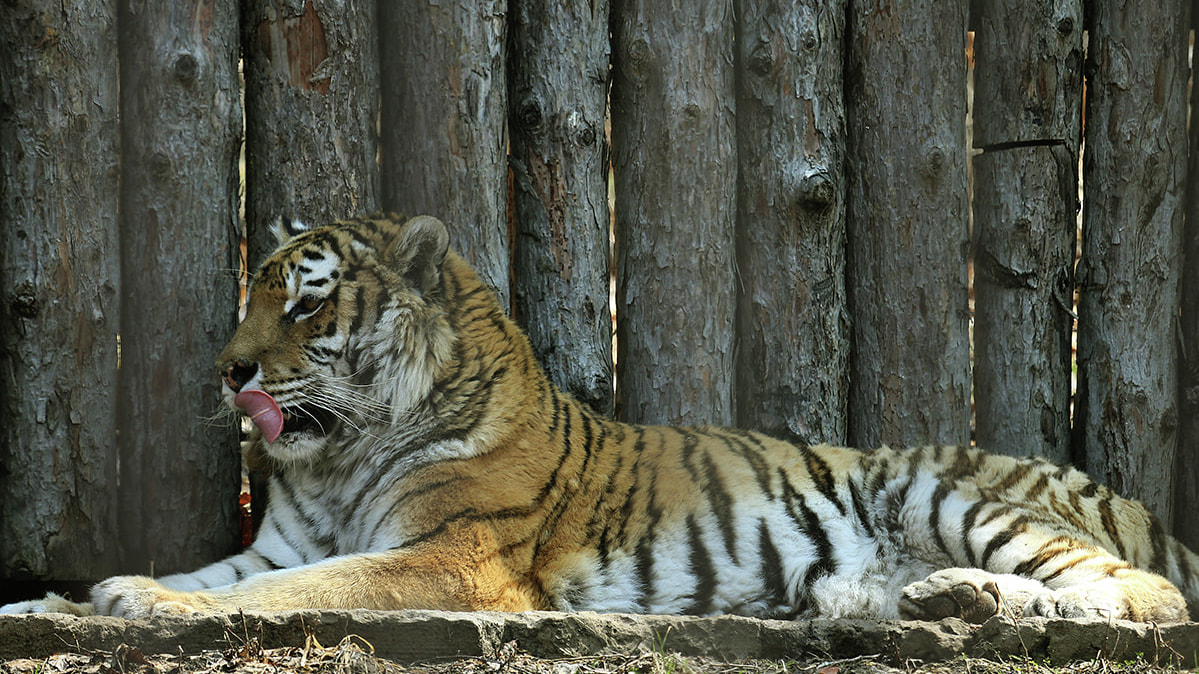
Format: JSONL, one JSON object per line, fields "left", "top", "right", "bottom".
{"left": 220, "top": 359, "right": 259, "bottom": 392}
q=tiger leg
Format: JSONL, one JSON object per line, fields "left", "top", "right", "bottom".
{"left": 899, "top": 568, "right": 1049, "bottom": 622}
{"left": 90, "top": 529, "right": 540, "bottom": 618}
{"left": 898, "top": 521, "right": 1188, "bottom": 624}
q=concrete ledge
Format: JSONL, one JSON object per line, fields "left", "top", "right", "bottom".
{"left": 2, "top": 611, "right": 1197, "bottom": 667}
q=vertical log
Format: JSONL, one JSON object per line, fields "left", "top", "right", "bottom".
{"left": 1174, "top": 4, "right": 1199, "bottom": 550}
{"left": 1076, "top": 0, "right": 1189, "bottom": 524}
{"left": 845, "top": 0, "right": 971, "bottom": 448}
{"left": 117, "top": 0, "right": 242, "bottom": 575}
{"left": 242, "top": 0, "right": 380, "bottom": 269}
{"left": 734, "top": 0, "right": 849, "bottom": 444}
{"left": 377, "top": 1, "right": 510, "bottom": 307}
{"left": 508, "top": 0, "right": 613, "bottom": 415}
{"left": 0, "top": 0, "right": 122, "bottom": 581}
{"left": 971, "top": 0, "right": 1082, "bottom": 462}
{"left": 610, "top": 0, "right": 737, "bottom": 426}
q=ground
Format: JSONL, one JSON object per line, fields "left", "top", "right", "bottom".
{"left": 2, "top": 611, "right": 1197, "bottom": 674}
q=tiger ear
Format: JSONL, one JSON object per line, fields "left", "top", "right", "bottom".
{"left": 273, "top": 215, "right": 311, "bottom": 246}
{"left": 391, "top": 216, "right": 450, "bottom": 294}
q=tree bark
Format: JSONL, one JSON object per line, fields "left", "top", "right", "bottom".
{"left": 971, "top": 0, "right": 1082, "bottom": 463}
{"left": 0, "top": 0, "right": 122, "bottom": 581}
{"left": 845, "top": 0, "right": 971, "bottom": 449}
{"left": 242, "top": 0, "right": 381, "bottom": 270}
{"left": 610, "top": 0, "right": 737, "bottom": 427}
{"left": 734, "top": 0, "right": 849, "bottom": 445}
{"left": 117, "top": 0, "right": 242, "bottom": 575}
{"left": 377, "top": 1, "right": 510, "bottom": 307}
{"left": 1075, "top": 0, "right": 1189, "bottom": 525}
{"left": 508, "top": 0, "right": 613, "bottom": 415}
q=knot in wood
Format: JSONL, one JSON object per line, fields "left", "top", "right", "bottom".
{"left": 518, "top": 97, "right": 544, "bottom": 133}
{"left": 797, "top": 170, "right": 835, "bottom": 213}
{"left": 173, "top": 53, "right": 199, "bottom": 84}
{"left": 566, "top": 111, "right": 596, "bottom": 147}
{"left": 10, "top": 281, "right": 39, "bottom": 319}
{"left": 748, "top": 42, "right": 773, "bottom": 76}
{"left": 920, "top": 147, "right": 946, "bottom": 184}
{"left": 626, "top": 39, "right": 650, "bottom": 76}
{"left": 1055, "top": 16, "right": 1074, "bottom": 35}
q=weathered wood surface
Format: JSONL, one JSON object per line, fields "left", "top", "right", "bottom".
{"left": 610, "top": 0, "right": 737, "bottom": 426}
{"left": 1176, "top": 13, "right": 1199, "bottom": 549}
{"left": 116, "top": 0, "right": 243, "bottom": 576}
{"left": 845, "top": 0, "right": 971, "bottom": 449}
{"left": 242, "top": 0, "right": 381, "bottom": 269}
{"left": 0, "top": 0, "right": 123, "bottom": 581}
{"left": 1075, "top": 0, "right": 1189, "bottom": 525}
{"left": 378, "top": 0, "right": 510, "bottom": 307}
{"left": 733, "top": 0, "right": 849, "bottom": 445}
{"left": 508, "top": 0, "right": 613, "bottom": 415}
{"left": 1174, "top": 1, "right": 1199, "bottom": 551}
{"left": 971, "top": 0, "right": 1082, "bottom": 463}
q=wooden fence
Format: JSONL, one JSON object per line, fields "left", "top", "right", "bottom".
{"left": 1, "top": 0, "right": 1196, "bottom": 588}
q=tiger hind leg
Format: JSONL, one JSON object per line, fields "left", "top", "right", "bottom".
{"left": 899, "top": 566, "right": 1188, "bottom": 623}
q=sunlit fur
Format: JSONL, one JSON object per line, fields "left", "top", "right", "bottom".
{"left": 5, "top": 213, "right": 1197, "bottom": 622}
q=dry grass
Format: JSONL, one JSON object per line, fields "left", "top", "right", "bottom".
{"left": 1, "top": 631, "right": 1190, "bottom": 674}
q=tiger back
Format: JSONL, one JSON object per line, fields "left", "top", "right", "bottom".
{"left": 3, "top": 212, "right": 1196, "bottom": 622}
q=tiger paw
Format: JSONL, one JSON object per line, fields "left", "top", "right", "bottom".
{"left": 91, "top": 576, "right": 203, "bottom": 619}
{"left": 1023, "top": 588, "right": 1122, "bottom": 619}
{"left": 0, "top": 592, "right": 94, "bottom": 616}
{"left": 900, "top": 568, "right": 1002, "bottom": 623}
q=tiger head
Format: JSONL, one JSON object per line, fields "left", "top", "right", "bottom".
{"left": 215, "top": 213, "right": 456, "bottom": 465}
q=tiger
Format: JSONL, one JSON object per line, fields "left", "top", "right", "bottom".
{"left": 4, "top": 212, "right": 1196, "bottom": 623}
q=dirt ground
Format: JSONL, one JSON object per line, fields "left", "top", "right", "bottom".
{"left": 2, "top": 611, "right": 1196, "bottom": 674}
{"left": 0, "top": 637, "right": 1190, "bottom": 674}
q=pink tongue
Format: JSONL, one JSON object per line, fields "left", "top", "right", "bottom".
{"left": 234, "top": 390, "right": 284, "bottom": 443}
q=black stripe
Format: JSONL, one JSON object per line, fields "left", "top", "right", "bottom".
{"left": 699, "top": 449, "right": 738, "bottom": 564}
{"left": 928, "top": 483, "right": 952, "bottom": 558}
{"left": 348, "top": 285, "right": 368, "bottom": 335}
{"left": 980, "top": 515, "right": 1028, "bottom": 568}
{"left": 273, "top": 477, "right": 334, "bottom": 556}
{"left": 801, "top": 445, "right": 845, "bottom": 515}
{"left": 686, "top": 515, "right": 716, "bottom": 615}
{"left": 758, "top": 519, "right": 788, "bottom": 609}
{"left": 1097, "top": 496, "right": 1128, "bottom": 559}
{"left": 1147, "top": 512, "right": 1168, "bottom": 575}
{"left": 846, "top": 478, "right": 875, "bottom": 538}
{"left": 715, "top": 431, "right": 774, "bottom": 499}
{"left": 593, "top": 450, "right": 628, "bottom": 565}
{"left": 778, "top": 468, "right": 836, "bottom": 588}
{"left": 679, "top": 429, "right": 702, "bottom": 483}
{"left": 959, "top": 501, "right": 985, "bottom": 567}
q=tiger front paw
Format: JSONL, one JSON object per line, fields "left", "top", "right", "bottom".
{"left": 900, "top": 568, "right": 1002, "bottom": 623}
{"left": 0, "top": 592, "right": 94, "bottom": 616}
{"left": 91, "top": 576, "right": 205, "bottom": 619}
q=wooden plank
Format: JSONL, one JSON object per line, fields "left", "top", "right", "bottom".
{"left": 734, "top": 0, "right": 849, "bottom": 445}
{"left": 508, "top": 0, "right": 613, "bottom": 415}
{"left": 845, "top": 0, "right": 971, "bottom": 448}
{"left": 0, "top": 0, "right": 122, "bottom": 581}
{"left": 377, "top": 0, "right": 510, "bottom": 307}
{"left": 242, "top": 0, "right": 381, "bottom": 268}
{"left": 1076, "top": 0, "right": 1190, "bottom": 524}
{"left": 971, "top": 0, "right": 1083, "bottom": 463}
{"left": 117, "top": 0, "right": 242, "bottom": 575}
{"left": 610, "top": 0, "right": 737, "bottom": 426}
